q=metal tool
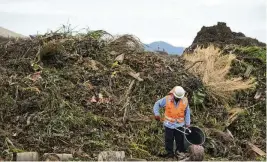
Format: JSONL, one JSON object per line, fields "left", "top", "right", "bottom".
{"left": 175, "top": 127, "right": 191, "bottom": 135}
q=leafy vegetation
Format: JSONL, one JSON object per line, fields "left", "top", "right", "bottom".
{"left": 235, "top": 46, "right": 266, "bottom": 63}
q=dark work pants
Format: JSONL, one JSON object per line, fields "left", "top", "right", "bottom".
{"left": 165, "top": 126, "right": 185, "bottom": 154}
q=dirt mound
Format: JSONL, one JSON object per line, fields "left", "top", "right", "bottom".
{"left": 184, "top": 22, "right": 266, "bottom": 53}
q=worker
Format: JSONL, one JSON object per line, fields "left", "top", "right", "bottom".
{"left": 153, "top": 86, "right": 190, "bottom": 158}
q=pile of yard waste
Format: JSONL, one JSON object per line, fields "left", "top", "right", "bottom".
{"left": 183, "top": 22, "right": 266, "bottom": 161}
{"left": 0, "top": 23, "right": 265, "bottom": 161}
{"left": 0, "top": 30, "right": 201, "bottom": 161}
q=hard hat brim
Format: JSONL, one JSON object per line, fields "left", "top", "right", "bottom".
{"left": 173, "top": 93, "right": 185, "bottom": 99}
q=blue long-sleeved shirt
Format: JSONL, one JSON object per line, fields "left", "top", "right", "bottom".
{"left": 153, "top": 96, "right": 190, "bottom": 129}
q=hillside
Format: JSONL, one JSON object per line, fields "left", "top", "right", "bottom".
{"left": 145, "top": 41, "right": 184, "bottom": 55}
{"left": 0, "top": 27, "right": 26, "bottom": 38}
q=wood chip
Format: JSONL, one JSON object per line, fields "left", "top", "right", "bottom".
{"left": 244, "top": 65, "right": 253, "bottom": 78}
{"left": 166, "top": 66, "right": 174, "bottom": 72}
{"left": 115, "top": 54, "right": 124, "bottom": 63}
{"left": 91, "top": 60, "right": 98, "bottom": 70}
{"left": 110, "top": 51, "right": 118, "bottom": 55}
{"left": 247, "top": 142, "right": 266, "bottom": 156}
{"left": 128, "top": 72, "right": 143, "bottom": 81}
{"left": 226, "top": 129, "right": 234, "bottom": 139}
{"left": 30, "top": 71, "right": 42, "bottom": 82}
{"left": 254, "top": 90, "right": 262, "bottom": 100}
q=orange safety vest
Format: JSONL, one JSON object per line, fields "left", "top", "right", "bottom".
{"left": 164, "top": 95, "right": 188, "bottom": 123}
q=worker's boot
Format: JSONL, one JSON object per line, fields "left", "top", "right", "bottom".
{"left": 175, "top": 151, "right": 188, "bottom": 160}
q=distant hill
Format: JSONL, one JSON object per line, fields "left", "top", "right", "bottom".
{"left": 0, "top": 27, "right": 26, "bottom": 38}
{"left": 144, "top": 41, "right": 184, "bottom": 55}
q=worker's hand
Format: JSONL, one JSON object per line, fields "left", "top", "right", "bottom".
{"left": 154, "top": 116, "right": 161, "bottom": 121}
{"left": 185, "top": 125, "right": 190, "bottom": 128}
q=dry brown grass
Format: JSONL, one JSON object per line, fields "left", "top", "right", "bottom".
{"left": 183, "top": 45, "right": 255, "bottom": 103}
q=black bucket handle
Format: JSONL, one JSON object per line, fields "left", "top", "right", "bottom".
{"left": 184, "top": 126, "right": 206, "bottom": 146}
{"left": 174, "top": 127, "right": 191, "bottom": 135}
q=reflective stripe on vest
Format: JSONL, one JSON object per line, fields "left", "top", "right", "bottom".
{"left": 164, "top": 95, "right": 187, "bottom": 123}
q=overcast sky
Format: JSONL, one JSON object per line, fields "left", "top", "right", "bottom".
{"left": 0, "top": 0, "right": 266, "bottom": 46}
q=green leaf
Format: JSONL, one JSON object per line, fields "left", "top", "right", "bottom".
{"left": 193, "top": 89, "right": 206, "bottom": 105}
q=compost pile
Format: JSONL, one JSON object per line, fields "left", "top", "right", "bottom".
{"left": 183, "top": 22, "right": 266, "bottom": 161}
{"left": 0, "top": 31, "right": 202, "bottom": 160}
{"left": 184, "top": 22, "right": 266, "bottom": 53}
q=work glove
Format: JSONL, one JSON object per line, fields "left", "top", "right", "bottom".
{"left": 154, "top": 116, "right": 161, "bottom": 121}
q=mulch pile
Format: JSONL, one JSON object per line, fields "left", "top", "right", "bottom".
{"left": 0, "top": 32, "right": 201, "bottom": 160}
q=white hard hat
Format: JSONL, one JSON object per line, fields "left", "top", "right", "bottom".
{"left": 173, "top": 86, "right": 185, "bottom": 98}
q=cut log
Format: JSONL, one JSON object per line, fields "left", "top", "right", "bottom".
{"left": 43, "top": 153, "right": 73, "bottom": 161}
{"left": 16, "top": 152, "right": 39, "bottom": 161}
{"left": 98, "top": 151, "right": 125, "bottom": 161}
{"left": 42, "top": 153, "right": 60, "bottom": 161}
